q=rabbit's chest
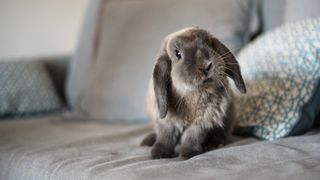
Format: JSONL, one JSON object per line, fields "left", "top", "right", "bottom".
{"left": 169, "top": 92, "right": 224, "bottom": 126}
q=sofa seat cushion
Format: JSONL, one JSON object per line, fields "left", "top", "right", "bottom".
{"left": 1, "top": 118, "right": 320, "bottom": 180}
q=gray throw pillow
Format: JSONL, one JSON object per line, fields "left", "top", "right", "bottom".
{"left": 0, "top": 60, "right": 63, "bottom": 118}
{"left": 67, "top": 0, "right": 260, "bottom": 122}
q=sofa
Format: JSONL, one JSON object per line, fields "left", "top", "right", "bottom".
{"left": 1, "top": 0, "right": 320, "bottom": 179}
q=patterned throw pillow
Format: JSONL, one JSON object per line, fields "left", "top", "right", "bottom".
{"left": 0, "top": 60, "right": 63, "bottom": 118}
{"left": 235, "top": 18, "right": 320, "bottom": 140}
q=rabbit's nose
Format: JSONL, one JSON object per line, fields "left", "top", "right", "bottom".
{"left": 199, "top": 62, "right": 212, "bottom": 75}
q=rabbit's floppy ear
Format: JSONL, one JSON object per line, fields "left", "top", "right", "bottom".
{"left": 212, "top": 38, "right": 247, "bottom": 94}
{"left": 153, "top": 44, "right": 172, "bottom": 119}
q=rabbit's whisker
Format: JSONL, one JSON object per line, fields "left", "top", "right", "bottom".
{"left": 217, "top": 77, "right": 230, "bottom": 98}
{"left": 218, "top": 46, "right": 242, "bottom": 58}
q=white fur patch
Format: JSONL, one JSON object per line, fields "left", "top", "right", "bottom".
{"left": 171, "top": 76, "right": 194, "bottom": 95}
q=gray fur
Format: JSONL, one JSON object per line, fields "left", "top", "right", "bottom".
{"left": 142, "top": 27, "right": 246, "bottom": 159}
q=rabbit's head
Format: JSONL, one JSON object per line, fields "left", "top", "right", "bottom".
{"left": 153, "top": 27, "right": 246, "bottom": 118}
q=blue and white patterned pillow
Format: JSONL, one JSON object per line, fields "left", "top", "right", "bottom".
{"left": 236, "top": 18, "right": 320, "bottom": 140}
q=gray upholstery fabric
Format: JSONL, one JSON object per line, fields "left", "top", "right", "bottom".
{"left": 68, "top": 0, "right": 260, "bottom": 122}
{"left": 261, "top": 0, "right": 285, "bottom": 31}
{"left": 66, "top": 0, "right": 103, "bottom": 106}
{"left": 284, "top": 0, "right": 320, "bottom": 22}
{"left": 0, "top": 117, "right": 320, "bottom": 180}
{"left": 262, "top": 0, "right": 320, "bottom": 31}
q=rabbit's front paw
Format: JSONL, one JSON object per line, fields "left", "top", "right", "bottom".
{"left": 151, "top": 143, "right": 175, "bottom": 159}
{"left": 180, "top": 145, "right": 202, "bottom": 159}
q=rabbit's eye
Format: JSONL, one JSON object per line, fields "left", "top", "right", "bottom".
{"left": 175, "top": 50, "right": 182, "bottom": 60}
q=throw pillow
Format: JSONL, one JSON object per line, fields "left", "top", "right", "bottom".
{"left": 0, "top": 60, "right": 63, "bottom": 118}
{"left": 235, "top": 18, "right": 320, "bottom": 140}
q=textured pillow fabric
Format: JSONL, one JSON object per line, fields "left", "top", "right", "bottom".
{"left": 68, "top": 0, "right": 260, "bottom": 122}
{"left": 288, "top": 78, "right": 320, "bottom": 136}
{"left": 0, "top": 60, "right": 63, "bottom": 118}
{"left": 236, "top": 18, "right": 320, "bottom": 140}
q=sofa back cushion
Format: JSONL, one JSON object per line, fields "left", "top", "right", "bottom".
{"left": 66, "top": 0, "right": 260, "bottom": 122}
{"left": 262, "top": 0, "right": 320, "bottom": 31}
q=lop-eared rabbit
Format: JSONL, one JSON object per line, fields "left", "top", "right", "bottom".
{"left": 141, "top": 27, "right": 246, "bottom": 159}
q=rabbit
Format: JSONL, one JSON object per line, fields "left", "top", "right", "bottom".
{"left": 141, "top": 27, "right": 246, "bottom": 159}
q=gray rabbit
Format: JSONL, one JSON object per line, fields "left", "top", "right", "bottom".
{"left": 141, "top": 27, "right": 246, "bottom": 159}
